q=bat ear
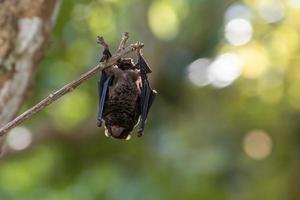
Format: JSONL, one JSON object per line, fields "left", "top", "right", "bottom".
{"left": 125, "top": 133, "right": 132, "bottom": 140}
{"left": 104, "top": 127, "right": 111, "bottom": 137}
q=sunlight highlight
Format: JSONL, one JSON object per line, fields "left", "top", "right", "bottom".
{"left": 258, "top": 0, "right": 285, "bottom": 23}
{"left": 208, "top": 53, "right": 242, "bottom": 88}
{"left": 7, "top": 127, "right": 32, "bottom": 151}
{"left": 224, "top": 3, "right": 252, "bottom": 23}
{"left": 237, "top": 43, "right": 269, "bottom": 79}
{"left": 288, "top": 0, "right": 300, "bottom": 8}
{"left": 225, "top": 18, "right": 253, "bottom": 46}
{"left": 187, "top": 58, "right": 211, "bottom": 87}
{"left": 243, "top": 130, "right": 272, "bottom": 160}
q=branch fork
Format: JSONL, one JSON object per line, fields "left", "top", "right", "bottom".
{"left": 0, "top": 32, "right": 144, "bottom": 136}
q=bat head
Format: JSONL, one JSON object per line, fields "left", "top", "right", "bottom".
{"left": 104, "top": 112, "right": 137, "bottom": 140}
{"left": 104, "top": 104, "right": 138, "bottom": 140}
{"left": 106, "top": 125, "right": 131, "bottom": 139}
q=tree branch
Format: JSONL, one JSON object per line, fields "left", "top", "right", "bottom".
{"left": 116, "top": 32, "right": 129, "bottom": 53}
{"left": 0, "top": 35, "right": 144, "bottom": 136}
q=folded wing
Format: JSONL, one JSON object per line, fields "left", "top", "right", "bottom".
{"left": 137, "top": 53, "right": 157, "bottom": 136}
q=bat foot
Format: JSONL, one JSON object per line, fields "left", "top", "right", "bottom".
{"left": 97, "top": 36, "right": 108, "bottom": 49}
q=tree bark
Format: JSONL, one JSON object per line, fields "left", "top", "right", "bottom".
{"left": 0, "top": 0, "right": 60, "bottom": 152}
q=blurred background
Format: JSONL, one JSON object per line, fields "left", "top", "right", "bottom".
{"left": 1, "top": 0, "right": 300, "bottom": 199}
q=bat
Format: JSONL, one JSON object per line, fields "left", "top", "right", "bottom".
{"left": 97, "top": 40, "right": 156, "bottom": 140}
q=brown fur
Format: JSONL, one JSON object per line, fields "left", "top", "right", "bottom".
{"left": 103, "top": 60, "right": 141, "bottom": 139}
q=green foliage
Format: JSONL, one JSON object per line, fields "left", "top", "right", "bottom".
{"left": 2, "top": 0, "right": 300, "bottom": 199}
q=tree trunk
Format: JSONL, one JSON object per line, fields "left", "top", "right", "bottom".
{"left": 0, "top": 0, "right": 60, "bottom": 152}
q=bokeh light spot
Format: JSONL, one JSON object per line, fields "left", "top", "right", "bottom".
{"left": 171, "top": 0, "right": 189, "bottom": 20}
{"left": 270, "top": 26, "right": 300, "bottom": 64}
{"left": 224, "top": 3, "right": 252, "bottom": 23}
{"left": 225, "top": 18, "right": 253, "bottom": 46}
{"left": 243, "top": 130, "right": 272, "bottom": 160}
{"left": 288, "top": 0, "right": 300, "bottom": 8}
{"left": 258, "top": 0, "right": 285, "bottom": 23}
{"left": 47, "top": 90, "right": 92, "bottom": 130}
{"left": 187, "top": 58, "right": 211, "bottom": 87}
{"left": 87, "top": 5, "right": 116, "bottom": 40}
{"left": 237, "top": 43, "right": 269, "bottom": 79}
{"left": 148, "top": 1, "right": 179, "bottom": 41}
{"left": 7, "top": 127, "right": 32, "bottom": 151}
{"left": 208, "top": 53, "right": 242, "bottom": 88}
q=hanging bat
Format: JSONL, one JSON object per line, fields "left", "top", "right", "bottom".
{"left": 97, "top": 37, "right": 156, "bottom": 140}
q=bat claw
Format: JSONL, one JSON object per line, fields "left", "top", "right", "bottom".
{"left": 131, "top": 42, "right": 144, "bottom": 51}
{"left": 135, "top": 42, "right": 144, "bottom": 52}
{"left": 96, "top": 36, "right": 104, "bottom": 44}
{"left": 97, "top": 36, "right": 108, "bottom": 49}
{"left": 122, "top": 32, "right": 129, "bottom": 39}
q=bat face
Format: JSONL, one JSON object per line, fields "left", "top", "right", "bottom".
{"left": 103, "top": 106, "right": 138, "bottom": 140}
{"left": 104, "top": 125, "right": 131, "bottom": 139}
{"left": 97, "top": 44, "right": 156, "bottom": 139}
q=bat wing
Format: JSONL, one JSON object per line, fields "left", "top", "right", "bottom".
{"left": 97, "top": 49, "right": 113, "bottom": 127}
{"left": 97, "top": 72, "right": 112, "bottom": 127}
{"left": 137, "top": 54, "right": 157, "bottom": 136}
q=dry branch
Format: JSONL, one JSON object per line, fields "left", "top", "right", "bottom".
{"left": 0, "top": 34, "right": 144, "bottom": 136}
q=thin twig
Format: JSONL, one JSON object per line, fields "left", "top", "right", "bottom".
{"left": 116, "top": 32, "right": 129, "bottom": 53}
{"left": 0, "top": 34, "right": 144, "bottom": 136}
